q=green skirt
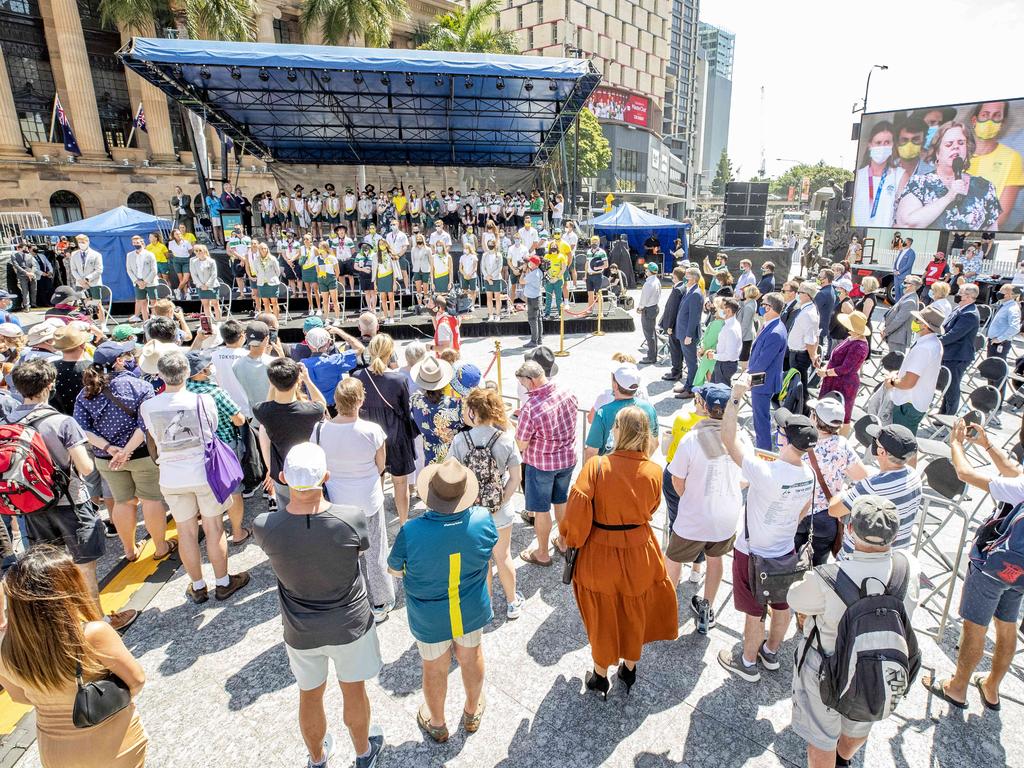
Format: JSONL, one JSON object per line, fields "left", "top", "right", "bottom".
{"left": 433, "top": 275, "right": 450, "bottom": 293}
{"left": 87, "top": 285, "right": 104, "bottom": 299}
{"left": 258, "top": 284, "right": 278, "bottom": 298}
{"left": 317, "top": 275, "right": 338, "bottom": 292}
{"left": 302, "top": 266, "right": 318, "bottom": 284}
{"left": 198, "top": 288, "right": 217, "bottom": 300}
{"left": 376, "top": 274, "right": 394, "bottom": 293}
{"left": 482, "top": 280, "right": 502, "bottom": 293}
{"left": 460, "top": 276, "right": 478, "bottom": 290}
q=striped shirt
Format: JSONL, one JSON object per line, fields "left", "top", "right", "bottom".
{"left": 839, "top": 467, "right": 923, "bottom": 553}
{"left": 515, "top": 380, "right": 578, "bottom": 471}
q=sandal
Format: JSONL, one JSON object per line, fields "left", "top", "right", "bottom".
{"left": 520, "top": 548, "right": 553, "bottom": 567}
{"left": 462, "top": 698, "right": 486, "bottom": 733}
{"left": 153, "top": 539, "right": 179, "bottom": 562}
{"left": 229, "top": 527, "right": 253, "bottom": 547}
{"left": 973, "top": 674, "right": 1001, "bottom": 711}
{"left": 921, "top": 675, "right": 967, "bottom": 710}
{"left": 417, "top": 704, "right": 449, "bottom": 743}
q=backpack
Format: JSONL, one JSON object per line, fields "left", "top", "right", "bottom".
{"left": 799, "top": 552, "right": 920, "bottom": 723}
{"left": 778, "top": 368, "right": 805, "bottom": 414}
{"left": 459, "top": 430, "right": 503, "bottom": 512}
{"left": 0, "top": 407, "right": 71, "bottom": 516}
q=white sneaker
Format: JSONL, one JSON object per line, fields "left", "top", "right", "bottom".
{"left": 307, "top": 732, "right": 335, "bottom": 768}
{"left": 372, "top": 600, "right": 395, "bottom": 624}
{"left": 506, "top": 592, "right": 525, "bottom": 620}
{"left": 689, "top": 567, "right": 705, "bottom": 585}
{"left": 128, "top": 315, "right": 142, "bottom": 323}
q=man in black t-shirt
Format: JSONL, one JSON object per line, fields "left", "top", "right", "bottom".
{"left": 254, "top": 358, "right": 328, "bottom": 509}
{"left": 49, "top": 324, "right": 92, "bottom": 415}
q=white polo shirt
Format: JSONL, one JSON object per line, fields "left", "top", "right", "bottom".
{"left": 891, "top": 332, "right": 942, "bottom": 412}
{"left": 716, "top": 316, "right": 742, "bottom": 362}
{"left": 788, "top": 301, "right": 820, "bottom": 352}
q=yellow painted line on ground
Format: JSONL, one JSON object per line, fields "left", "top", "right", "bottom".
{"left": 0, "top": 523, "right": 180, "bottom": 739}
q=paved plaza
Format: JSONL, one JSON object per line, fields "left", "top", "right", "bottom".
{"left": 3, "top": 301, "right": 1022, "bottom": 768}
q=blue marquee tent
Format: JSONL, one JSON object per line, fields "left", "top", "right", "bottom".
{"left": 583, "top": 203, "right": 690, "bottom": 271}
{"left": 118, "top": 38, "right": 601, "bottom": 167}
{"left": 26, "top": 207, "right": 173, "bottom": 301}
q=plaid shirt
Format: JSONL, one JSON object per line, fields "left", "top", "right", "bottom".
{"left": 515, "top": 381, "right": 578, "bottom": 470}
{"left": 186, "top": 380, "right": 240, "bottom": 442}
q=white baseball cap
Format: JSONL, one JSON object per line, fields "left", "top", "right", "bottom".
{"left": 612, "top": 363, "right": 641, "bottom": 392}
{"left": 283, "top": 442, "right": 327, "bottom": 491}
{"left": 305, "top": 327, "right": 332, "bottom": 351}
{"left": 812, "top": 393, "right": 846, "bottom": 427}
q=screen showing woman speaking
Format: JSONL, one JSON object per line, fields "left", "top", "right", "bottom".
{"left": 851, "top": 98, "right": 1024, "bottom": 233}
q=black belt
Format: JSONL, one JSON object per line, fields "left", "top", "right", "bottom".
{"left": 592, "top": 521, "right": 641, "bottom": 531}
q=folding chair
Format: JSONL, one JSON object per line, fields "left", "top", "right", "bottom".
{"left": 925, "top": 384, "right": 1001, "bottom": 443}
{"left": 276, "top": 283, "right": 290, "bottom": 323}
{"left": 852, "top": 413, "right": 879, "bottom": 464}
{"left": 96, "top": 285, "right": 113, "bottom": 326}
{"left": 976, "top": 303, "right": 992, "bottom": 332}
{"left": 861, "top": 348, "right": 904, "bottom": 387}
{"left": 154, "top": 282, "right": 173, "bottom": 300}
{"left": 216, "top": 280, "right": 233, "bottom": 318}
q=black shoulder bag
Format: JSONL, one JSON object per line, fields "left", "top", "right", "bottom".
{"left": 72, "top": 661, "right": 131, "bottom": 728}
{"left": 563, "top": 458, "right": 602, "bottom": 585}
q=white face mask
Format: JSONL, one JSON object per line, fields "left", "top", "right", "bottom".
{"left": 717, "top": 310, "right": 726, "bottom": 319}
{"left": 869, "top": 145, "right": 892, "bottom": 164}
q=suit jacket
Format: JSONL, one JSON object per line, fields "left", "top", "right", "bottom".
{"left": 894, "top": 247, "right": 916, "bottom": 279}
{"left": 756, "top": 273, "right": 776, "bottom": 296}
{"left": 780, "top": 299, "right": 799, "bottom": 331}
{"left": 940, "top": 304, "right": 981, "bottom": 363}
{"left": 748, "top": 317, "right": 789, "bottom": 395}
{"left": 673, "top": 284, "right": 704, "bottom": 343}
{"left": 660, "top": 280, "right": 685, "bottom": 332}
{"left": 814, "top": 285, "right": 836, "bottom": 339}
{"left": 881, "top": 291, "right": 920, "bottom": 350}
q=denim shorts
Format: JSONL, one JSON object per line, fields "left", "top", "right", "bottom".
{"left": 524, "top": 464, "right": 574, "bottom": 513}
{"left": 960, "top": 563, "right": 1024, "bottom": 626}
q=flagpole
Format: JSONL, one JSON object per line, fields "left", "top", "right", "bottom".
{"left": 125, "top": 101, "right": 142, "bottom": 148}
{"left": 48, "top": 94, "right": 58, "bottom": 143}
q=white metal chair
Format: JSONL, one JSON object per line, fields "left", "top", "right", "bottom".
{"left": 96, "top": 285, "right": 113, "bottom": 325}
{"left": 154, "top": 282, "right": 172, "bottom": 300}
{"left": 216, "top": 280, "right": 233, "bottom": 318}
{"left": 276, "top": 283, "right": 290, "bottom": 323}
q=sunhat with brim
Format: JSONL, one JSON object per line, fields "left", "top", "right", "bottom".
{"left": 911, "top": 306, "right": 944, "bottom": 334}
{"left": 26, "top": 322, "right": 56, "bottom": 347}
{"left": 0, "top": 323, "right": 22, "bottom": 338}
{"left": 416, "top": 458, "right": 480, "bottom": 515}
{"left": 139, "top": 340, "right": 180, "bottom": 375}
{"left": 412, "top": 356, "right": 454, "bottom": 392}
{"left": 837, "top": 311, "right": 869, "bottom": 337}
{"left": 52, "top": 324, "right": 90, "bottom": 351}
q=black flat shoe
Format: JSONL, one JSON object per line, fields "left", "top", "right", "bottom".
{"left": 584, "top": 670, "right": 610, "bottom": 701}
{"left": 617, "top": 663, "right": 637, "bottom": 695}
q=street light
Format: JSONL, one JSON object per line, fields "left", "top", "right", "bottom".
{"left": 852, "top": 64, "right": 888, "bottom": 114}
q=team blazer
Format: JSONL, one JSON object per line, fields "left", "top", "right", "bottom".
{"left": 70, "top": 248, "right": 103, "bottom": 286}
{"left": 126, "top": 248, "right": 157, "bottom": 287}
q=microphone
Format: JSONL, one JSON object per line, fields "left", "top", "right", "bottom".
{"left": 952, "top": 156, "right": 965, "bottom": 205}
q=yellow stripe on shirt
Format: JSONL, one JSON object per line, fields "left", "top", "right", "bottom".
{"left": 448, "top": 552, "right": 463, "bottom": 639}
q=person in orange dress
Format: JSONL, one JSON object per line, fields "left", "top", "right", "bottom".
{"left": 561, "top": 406, "right": 679, "bottom": 699}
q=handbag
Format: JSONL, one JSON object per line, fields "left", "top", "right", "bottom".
{"left": 196, "top": 401, "right": 244, "bottom": 504}
{"left": 562, "top": 458, "right": 606, "bottom": 585}
{"left": 744, "top": 473, "right": 816, "bottom": 609}
{"left": 806, "top": 449, "right": 843, "bottom": 556}
{"left": 72, "top": 662, "right": 131, "bottom": 728}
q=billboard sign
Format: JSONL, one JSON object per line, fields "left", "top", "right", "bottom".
{"left": 587, "top": 87, "right": 650, "bottom": 128}
{"left": 851, "top": 97, "right": 1024, "bottom": 232}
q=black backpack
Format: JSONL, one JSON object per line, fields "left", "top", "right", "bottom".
{"left": 799, "top": 552, "right": 920, "bottom": 723}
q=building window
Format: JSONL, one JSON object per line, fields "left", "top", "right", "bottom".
{"left": 273, "top": 17, "right": 300, "bottom": 44}
{"left": 1, "top": 18, "right": 55, "bottom": 146}
{"left": 50, "top": 191, "right": 83, "bottom": 225}
{"left": 127, "top": 192, "right": 155, "bottom": 215}
{"left": 0, "top": 0, "right": 39, "bottom": 16}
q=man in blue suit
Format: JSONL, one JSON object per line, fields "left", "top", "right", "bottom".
{"left": 659, "top": 266, "right": 687, "bottom": 381}
{"left": 892, "top": 237, "right": 916, "bottom": 301}
{"left": 813, "top": 267, "right": 836, "bottom": 348}
{"left": 673, "top": 266, "right": 704, "bottom": 399}
{"left": 939, "top": 283, "right": 981, "bottom": 415}
{"left": 747, "top": 292, "right": 789, "bottom": 450}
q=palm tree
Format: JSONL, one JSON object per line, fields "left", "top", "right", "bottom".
{"left": 300, "top": 0, "right": 410, "bottom": 47}
{"left": 417, "top": 0, "right": 518, "bottom": 54}
{"left": 99, "top": 0, "right": 258, "bottom": 41}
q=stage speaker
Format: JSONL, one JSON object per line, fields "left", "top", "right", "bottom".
{"left": 723, "top": 216, "right": 763, "bottom": 236}
{"left": 722, "top": 232, "right": 761, "bottom": 247}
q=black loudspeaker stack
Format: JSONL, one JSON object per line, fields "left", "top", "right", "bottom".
{"left": 722, "top": 181, "right": 769, "bottom": 248}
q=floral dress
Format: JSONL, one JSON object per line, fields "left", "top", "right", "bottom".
{"left": 899, "top": 173, "right": 1001, "bottom": 231}
{"left": 410, "top": 391, "right": 463, "bottom": 464}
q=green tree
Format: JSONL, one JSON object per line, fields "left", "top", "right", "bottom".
{"left": 770, "top": 161, "right": 853, "bottom": 199}
{"left": 301, "top": 0, "right": 409, "bottom": 47}
{"left": 417, "top": 0, "right": 518, "bottom": 54}
{"left": 711, "top": 149, "right": 733, "bottom": 195}
{"left": 565, "top": 108, "right": 611, "bottom": 178}
{"left": 100, "top": 0, "right": 259, "bottom": 41}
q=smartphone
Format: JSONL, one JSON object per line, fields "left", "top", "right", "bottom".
{"left": 199, "top": 315, "right": 212, "bottom": 334}
{"left": 269, "top": 329, "right": 278, "bottom": 343}
{"left": 748, "top": 371, "right": 766, "bottom": 387}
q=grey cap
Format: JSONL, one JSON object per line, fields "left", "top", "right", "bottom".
{"left": 850, "top": 494, "right": 899, "bottom": 547}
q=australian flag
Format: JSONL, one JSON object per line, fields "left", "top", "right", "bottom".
{"left": 54, "top": 95, "right": 80, "bottom": 156}
{"left": 133, "top": 103, "right": 147, "bottom": 134}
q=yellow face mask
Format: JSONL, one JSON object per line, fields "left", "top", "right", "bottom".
{"left": 911, "top": 320, "right": 922, "bottom": 334}
{"left": 898, "top": 142, "right": 922, "bottom": 160}
{"left": 974, "top": 119, "right": 1001, "bottom": 140}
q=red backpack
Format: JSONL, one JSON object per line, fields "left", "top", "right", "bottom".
{"left": 0, "top": 407, "right": 70, "bottom": 515}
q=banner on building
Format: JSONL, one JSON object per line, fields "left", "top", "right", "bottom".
{"left": 586, "top": 87, "right": 650, "bottom": 128}
{"left": 800, "top": 177, "right": 811, "bottom": 201}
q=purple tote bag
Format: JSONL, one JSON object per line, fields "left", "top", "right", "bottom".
{"left": 197, "top": 401, "right": 243, "bottom": 504}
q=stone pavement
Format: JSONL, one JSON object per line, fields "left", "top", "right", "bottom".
{"left": 9, "top": 300, "right": 1024, "bottom": 767}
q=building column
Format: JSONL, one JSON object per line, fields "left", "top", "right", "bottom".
{"left": 38, "top": 0, "right": 106, "bottom": 158}
{"left": 256, "top": 6, "right": 278, "bottom": 43}
{"left": 0, "top": 45, "right": 27, "bottom": 157}
{"left": 119, "top": 25, "right": 177, "bottom": 163}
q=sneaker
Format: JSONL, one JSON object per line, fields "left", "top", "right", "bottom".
{"left": 307, "top": 732, "right": 335, "bottom": 768}
{"left": 757, "top": 642, "right": 780, "bottom": 671}
{"left": 128, "top": 315, "right": 142, "bottom": 323}
{"left": 106, "top": 609, "right": 140, "bottom": 633}
{"left": 266, "top": 496, "right": 278, "bottom": 512}
{"left": 355, "top": 726, "right": 384, "bottom": 768}
{"left": 696, "top": 600, "right": 715, "bottom": 635}
{"left": 689, "top": 594, "right": 701, "bottom": 616}
{"left": 717, "top": 648, "right": 760, "bottom": 682}
{"left": 241, "top": 487, "right": 260, "bottom": 499}
{"left": 103, "top": 519, "right": 119, "bottom": 538}
{"left": 372, "top": 600, "right": 395, "bottom": 624}
{"left": 187, "top": 584, "right": 209, "bottom": 604}
{"left": 214, "top": 571, "right": 251, "bottom": 601}
{"left": 689, "top": 567, "right": 705, "bottom": 586}
{"left": 506, "top": 592, "right": 525, "bottom": 620}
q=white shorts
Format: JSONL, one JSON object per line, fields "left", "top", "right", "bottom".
{"left": 286, "top": 625, "right": 383, "bottom": 690}
{"left": 161, "top": 484, "right": 228, "bottom": 523}
{"left": 791, "top": 645, "right": 873, "bottom": 751}
{"left": 492, "top": 501, "right": 514, "bottom": 529}
{"left": 416, "top": 629, "right": 483, "bottom": 662}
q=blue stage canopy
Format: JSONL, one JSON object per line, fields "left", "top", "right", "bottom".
{"left": 583, "top": 203, "right": 691, "bottom": 270}
{"left": 26, "top": 206, "right": 173, "bottom": 301}
{"left": 118, "top": 38, "right": 601, "bottom": 168}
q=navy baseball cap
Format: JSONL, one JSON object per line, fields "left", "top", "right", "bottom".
{"left": 693, "top": 383, "right": 731, "bottom": 411}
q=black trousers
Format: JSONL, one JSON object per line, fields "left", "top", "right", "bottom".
{"left": 942, "top": 359, "right": 970, "bottom": 415}
{"left": 710, "top": 360, "right": 738, "bottom": 385}
{"left": 640, "top": 306, "right": 658, "bottom": 361}
{"left": 790, "top": 350, "right": 813, "bottom": 414}
{"left": 666, "top": 334, "right": 683, "bottom": 376}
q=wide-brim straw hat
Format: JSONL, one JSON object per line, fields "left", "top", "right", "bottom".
{"left": 411, "top": 355, "right": 454, "bottom": 391}
{"left": 416, "top": 458, "right": 479, "bottom": 515}
{"left": 837, "top": 311, "right": 869, "bottom": 336}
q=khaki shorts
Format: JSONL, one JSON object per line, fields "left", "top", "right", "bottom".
{"left": 416, "top": 629, "right": 483, "bottom": 662}
{"left": 95, "top": 456, "right": 163, "bottom": 503}
{"left": 791, "top": 645, "right": 873, "bottom": 751}
{"left": 161, "top": 484, "right": 228, "bottom": 523}
{"left": 286, "top": 625, "right": 383, "bottom": 690}
{"left": 665, "top": 533, "right": 735, "bottom": 564}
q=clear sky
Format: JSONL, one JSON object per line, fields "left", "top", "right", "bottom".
{"left": 698, "top": 0, "right": 1024, "bottom": 180}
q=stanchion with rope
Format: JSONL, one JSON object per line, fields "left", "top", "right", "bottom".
{"left": 593, "top": 290, "right": 606, "bottom": 337}
{"left": 554, "top": 302, "right": 570, "bottom": 357}
{"left": 494, "top": 339, "right": 503, "bottom": 397}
